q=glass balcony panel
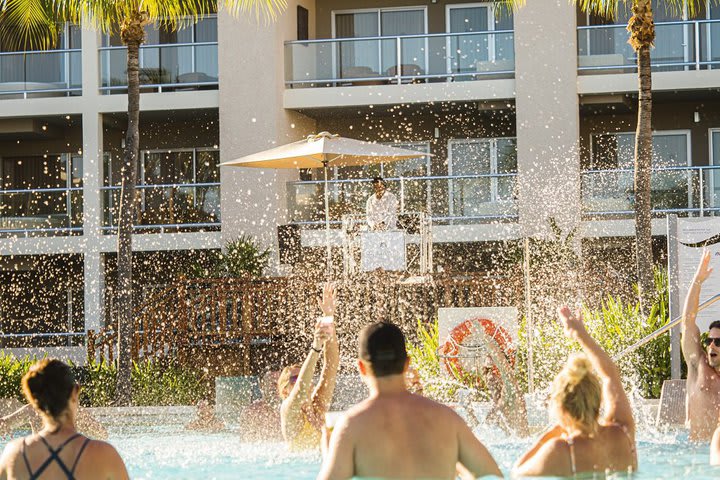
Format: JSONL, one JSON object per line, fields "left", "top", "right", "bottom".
{"left": 285, "top": 31, "right": 514, "bottom": 87}
{"left": 0, "top": 189, "right": 81, "bottom": 234}
{"left": 700, "top": 20, "right": 720, "bottom": 67}
{"left": 0, "top": 50, "right": 81, "bottom": 97}
{"left": 100, "top": 43, "right": 218, "bottom": 92}
{"left": 102, "top": 184, "right": 220, "bottom": 232}
{"left": 287, "top": 175, "right": 518, "bottom": 224}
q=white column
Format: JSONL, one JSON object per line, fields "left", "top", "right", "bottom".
{"left": 218, "top": 1, "right": 317, "bottom": 271}
{"left": 514, "top": 0, "right": 581, "bottom": 237}
{"left": 81, "top": 24, "right": 105, "bottom": 333}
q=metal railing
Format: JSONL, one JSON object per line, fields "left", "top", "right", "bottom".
{"left": 582, "top": 164, "right": 720, "bottom": 217}
{"left": 0, "top": 48, "right": 82, "bottom": 98}
{"left": 287, "top": 173, "right": 518, "bottom": 224}
{"left": 0, "top": 331, "right": 85, "bottom": 348}
{"left": 101, "top": 182, "right": 220, "bottom": 233}
{"left": 285, "top": 30, "right": 515, "bottom": 87}
{"left": 578, "top": 19, "right": 720, "bottom": 73}
{"left": 99, "top": 41, "right": 218, "bottom": 93}
{"left": 0, "top": 186, "right": 83, "bottom": 235}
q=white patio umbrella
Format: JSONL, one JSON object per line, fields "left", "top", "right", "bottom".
{"left": 221, "top": 132, "right": 430, "bottom": 274}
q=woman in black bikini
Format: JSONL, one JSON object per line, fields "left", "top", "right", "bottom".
{"left": 513, "top": 306, "right": 637, "bottom": 478}
{"left": 0, "top": 359, "right": 128, "bottom": 480}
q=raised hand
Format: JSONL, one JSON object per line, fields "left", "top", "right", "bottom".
{"left": 557, "top": 305, "right": 587, "bottom": 341}
{"left": 318, "top": 282, "right": 337, "bottom": 317}
{"left": 312, "top": 321, "right": 332, "bottom": 351}
{"left": 693, "top": 250, "right": 713, "bottom": 285}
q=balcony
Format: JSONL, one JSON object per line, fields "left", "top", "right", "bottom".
{"left": 285, "top": 30, "right": 515, "bottom": 88}
{"left": 101, "top": 183, "right": 220, "bottom": 233}
{"left": 287, "top": 174, "right": 518, "bottom": 226}
{"left": 99, "top": 42, "right": 218, "bottom": 94}
{"left": 0, "top": 48, "right": 81, "bottom": 99}
{"left": 0, "top": 187, "right": 83, "bottom": 236}
{"left": 582, "top": 165, "right": 720, "bottom": 217}
{"left": 578, "top": 19, "right": 720, "bottom": 73}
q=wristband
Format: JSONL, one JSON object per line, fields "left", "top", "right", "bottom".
{"left": 311, "top": 345, "right": 322, "bottom": 353}
{"left": 318, "top": 315, "right": 334, "bottom": 324}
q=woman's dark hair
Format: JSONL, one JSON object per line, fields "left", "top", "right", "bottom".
{"left": 22, "top": 359, "right": 77, "bottom": 419}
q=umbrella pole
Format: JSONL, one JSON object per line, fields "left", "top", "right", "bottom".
{"left": 324, "top": 162, "right": 331, "bottom": 276}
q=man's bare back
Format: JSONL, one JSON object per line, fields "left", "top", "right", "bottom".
{"left": 681, "top": 251, "right": 720, "bottom": 442}
{"left": 335, "top": 392, "right": 495, "bottom": 479}
{"left": 318, "top": 322, "right": 500, "bottom": 480}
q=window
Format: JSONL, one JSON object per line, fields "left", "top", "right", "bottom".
{"left": 332, "top": 7, "right": 427, "bottom": 78}
{"left": 298, "top": 6, "right": 309, "bottom": 41}
{"left": 448, "top": 138, "right": 517, "bottom": 217}
{"left": 587, "top": 131, "right": 691, "bottom": 212}
{"left": 446, "top": 3, "right": 514, "bottom": 75}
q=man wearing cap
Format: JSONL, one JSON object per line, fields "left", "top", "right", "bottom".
{"left": 366, "top": 177, "right": 398, "bottom": 231}
{"left": 318, "top": 322, "right": 501, "bottom": 480}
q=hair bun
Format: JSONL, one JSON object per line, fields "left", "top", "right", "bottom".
{"left": 565, "top": 353, "right": 592, "bottom": 386}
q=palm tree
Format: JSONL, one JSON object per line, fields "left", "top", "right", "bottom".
{"left": 1, "top": 0, "right": 286, "bottom": 405}
{"left": 576, "top": 0, "right": 704, "bottom": 307}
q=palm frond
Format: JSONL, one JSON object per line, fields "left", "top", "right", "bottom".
{"left": 221, "top": 0, "right": 288, "bottom": 23}
{"left": 0, "top": 0, "right": 63, "bottom": 50}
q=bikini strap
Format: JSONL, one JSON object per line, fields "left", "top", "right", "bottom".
{"left": 566, "top": 436, "right": 577, "bottom": 478}
{"left": 70, "top": 438, "right": 91, "bottom": 474}
{"left": 21, "top": 438, "right": 32, "bottom": 477}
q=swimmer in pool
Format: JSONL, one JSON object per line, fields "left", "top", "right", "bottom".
{"left": 318, "top": 322, "right": 501, "bottom": 480}
{"left": 278, "top": 283, "right": 339, "bottom": 451}
{"left": 512, "top": 306, "right": 636, "bottom": 477}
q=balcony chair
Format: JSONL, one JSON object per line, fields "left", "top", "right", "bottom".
{"left": 384, "top": 64, "right": 425, "bottom": 84}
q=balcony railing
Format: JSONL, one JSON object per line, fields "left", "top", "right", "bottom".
{"left": 0, "top": 187, "right": 83, "bottom": 235}
{"left": 578, "top": 19, "right": 720, "bottom": 73}
{"left": 285, "top": 30, "right": 515, "bottom": 88}
{"left": 99, "top": 42, "right": 218, "bottom": 93}
{"left": 0, "top": 48, "right": 81, "bottom": 99}
{"left": 287, "top": 174, "right": 518, "bottom": 224}
{"left": 582, "top": 165, "right": 720, "bottom": 217}
{"left": 101, "top": 182, "right": 220, "bottom": 233}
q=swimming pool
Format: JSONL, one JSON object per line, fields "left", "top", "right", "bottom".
{"left": 109, "top": 427, "right": 718, "bottom": 479}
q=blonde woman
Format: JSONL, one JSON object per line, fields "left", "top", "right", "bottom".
{"left": 513, "top": 306, "right": 637, "bottom": 477}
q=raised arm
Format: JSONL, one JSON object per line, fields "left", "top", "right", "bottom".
{"left": 281, "top": 322, "right": 329, "bottom": 440}
{"left": 312, "top": 283, "right": 340, "bottom": 413}
{"left": 682, "top": 250, "right": 712, "bottom": 371}
{"left": 558, "top": 306, "right": 634, "bottom": 438}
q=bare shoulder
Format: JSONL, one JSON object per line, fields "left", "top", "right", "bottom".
{"left": 84, "top": 439, "right": 122, "bottom": 459}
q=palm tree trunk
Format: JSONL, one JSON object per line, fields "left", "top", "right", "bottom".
{"left": 116, "top": 13, "right": 145, "bottom": 406}
{"left": 629, "top": 0, "right": 655, "bottom": 309}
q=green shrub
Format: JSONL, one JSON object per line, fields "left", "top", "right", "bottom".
{"left": 130, "top": 360, "right": 206, "bottom": 406}
{"left": 516, "top": 268, "right": 670, "bottom": 398}
{"left": 186, "top": 235, "right": 270, "bottom": 278}
{"left": 0, "top": 354, "right": 37, "bottom": 400}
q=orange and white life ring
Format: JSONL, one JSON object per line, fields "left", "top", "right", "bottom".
{"left": 438, "top": 317, "right": 515, "bottom": 382}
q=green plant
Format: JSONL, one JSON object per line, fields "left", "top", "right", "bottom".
{"left": 185, "top": 236, "right": 270, "bottom": 278}
{"left": 0, "top": 354, "right": 37, "bottom": 400}
{"left": 515, "top": 267, "right": 670, "bottom": 398}
{"left": 223, "top": 235, "right": 271, "bottom": 278}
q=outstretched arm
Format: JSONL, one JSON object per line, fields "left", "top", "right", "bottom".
{"left": 281, "top": 322, "right": 330, "bottom": 440}
{"left": 318, "top": 416, "right": 354, "bottom": 480}
{"left": 313, "top": 283, "right": 340, "bottom": 414}
{"left": 682, "top": 250, "right": 712, "bottom": 371}
{"left": 558, "top": 306, "right": 635, "bottom": 439}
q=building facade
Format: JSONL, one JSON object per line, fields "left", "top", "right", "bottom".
{"left": 1, "top": 0, "right": 720, "bottom": 360}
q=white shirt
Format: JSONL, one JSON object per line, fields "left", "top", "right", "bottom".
{"left": 366, "top": 191, "right": 398, "bottom": 230}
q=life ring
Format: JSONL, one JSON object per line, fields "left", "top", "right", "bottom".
{"left": 438, "top": 318, "right": 515, "bottom": 383}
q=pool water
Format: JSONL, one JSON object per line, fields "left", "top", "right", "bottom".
{"left": 108, "top": 427, "right": 720, "bottom": 479}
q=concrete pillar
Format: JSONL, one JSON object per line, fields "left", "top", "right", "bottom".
{"left": 514, "top": 0, "right": 581, "bottom": 237}
{"left": 81, "top": 25, "right": 105, "bottom": 333}
{"left": 218, "top": 1, "right": 317, "bottom": 267}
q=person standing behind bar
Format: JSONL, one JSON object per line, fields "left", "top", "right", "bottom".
{"left": 366, "top": 177, "right": 398, "bottom": 231}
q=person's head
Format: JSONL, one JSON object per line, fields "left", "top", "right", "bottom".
{"left": 357, "top": 322, "right": 408, "bottom": 380}
{"left": 277, "top": 364, "right": 302, "bottom": 400}
{"left": 372, "top": 177, "right": 386, "bottom": 197}
{"left": 22, "top": 359, "right": 79, "bottom": 424}
{"left": 550, "top": 353, "right": 601, "bottom": 436}
{"left": 196, "top": 399, "right": 214, "bottom": 419}
{"left": 705, "top": 321, "right": 720, "bottom": 368}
